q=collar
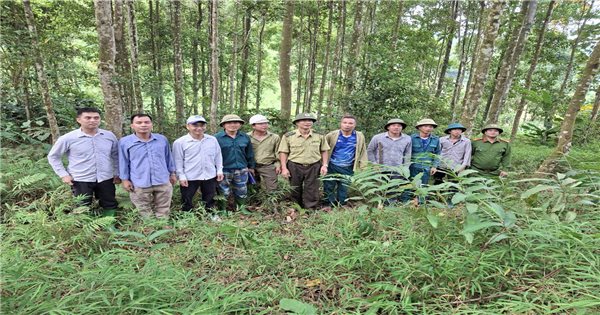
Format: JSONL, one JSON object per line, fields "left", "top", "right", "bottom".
{"left": 76, "top": 128, "right": 103, "bottom": 137}
{"left": 338, "top": 130, "right": 356, "bottom": 137}
{"left": 185, "top": 133, "right": 206, "bottom": 142}
{"left": 295, "top": 129, "right": 313, "bottom": 137}
{"left": 385, "top": 132, "right": 403, "bottom": 139}
{"left": 133, "top": 132, "right": 157, "bottom": 142}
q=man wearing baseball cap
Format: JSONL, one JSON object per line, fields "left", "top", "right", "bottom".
{"left": 172, "top": 115, "right": 224, "bottom": 217}
{"left": 215, "top": 114, "right": 256, "bottom": 209}
{"left": 433, "top": 122, "right": 472, "bottom": 185}
{"left": 471, "top": 124, "right": 511, "bottom": 177}
{"left": 248, "top": 114, "right": 281, "bottom": 192}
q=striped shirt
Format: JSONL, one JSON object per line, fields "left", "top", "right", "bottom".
{"left": 172, "top": 134, "right": 223, "bottom": 181}
{"left": 439, "top": 135, "right": 472, "bottom": 171}
{"left": 367, "top": 132, "right": 412, "bottom": 167}
{"left": 47, "top": 128, "right": 118, "bottom": 182}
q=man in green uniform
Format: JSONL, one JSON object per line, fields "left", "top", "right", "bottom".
{"left": 248, "top": 114, "right": 280, "bottom": 192}
{"left": 278, "top": 113, "right": 330, "bottom": 209}
{"left": 471, "top": 124, "right": 511, "bottom": 177}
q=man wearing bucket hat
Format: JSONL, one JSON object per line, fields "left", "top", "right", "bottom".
{"left": 248, "top": 114, "right": 281, "bottom": 192}
{"left": 471, "top": 124, "right": 511, "bottom": 177}
{"left": 367, "top": 118, "right": 412, "bottom": 167}
{"left": 173, "top": 115, "right": 224, "bottom": 216}
{"left": 278, "top": 113, "right": 330, "bottom": 209}
{"left": 409, "top": 118, "right": 441, "bottom": 185}
{"left": 215, "top": 114, "right": 256, "bottom": 208}
{"left": 433, "top": 122, "right": 472, "bottom": 185}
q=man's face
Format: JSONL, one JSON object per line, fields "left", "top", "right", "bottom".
{"left": 418, "top": 125, "right": 434, "bottom": 135}
{"left": 252, "top": 122, "right": 269, "bottom": 133}
{"left": 131, "top": 116, "right": 153, "bottom": 134}
{"left": 296, "top": 119, "right": 314, "bottom": 129}
{"left": 340, "top": 118, "right": 356, "bottom": 133}
{"left": 387, "top": 123, "right": 403, "bottom": 134}
{"left": 223, "top": 121, "right": 242, "bottom": 132}
{"left": 484, "top": 129, "right": 500, "bottom": 139}
{"left": 76, "top": 112, "right": 101, "bottom": 130}
{"left": 187, "top": 122, "right": 206, "bottom": 136}
{"left": 449, "top": 129, "right": 463, "bottom": 137}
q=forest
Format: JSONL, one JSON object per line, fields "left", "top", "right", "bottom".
{"left": 1, "top": 0, "right": 600, "bottom": 313}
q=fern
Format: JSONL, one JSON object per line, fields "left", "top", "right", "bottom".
{"left": 12, "top": 174, "right": 48, "bottom": 191}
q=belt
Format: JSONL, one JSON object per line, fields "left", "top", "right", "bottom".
{"left": 256, "top": 162, "right": 275, "bottom": 167}
{"left": 289, "top": 161, "right": 319, "bottom": 167}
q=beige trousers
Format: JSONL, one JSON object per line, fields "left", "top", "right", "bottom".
{"left": 130, "top": 183, "right": 173, "bottom": 219}
{"left": 255, "top": 163, "right": 278, "bottom": 192}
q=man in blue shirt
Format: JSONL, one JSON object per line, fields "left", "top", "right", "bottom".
{"left": 324, "top": 115, "right": 368, "bottom": 207}
{"left": 48, "top": 107, "right": 120, "bottom": 217}
{"left": 119, "top": 114, "right": 177, "bottom": 219}
{"left": 215, "top": 114, "right": 256, "bottom": 209}
{"left": 406, "top": 118, "right": 441, "bottom": 204}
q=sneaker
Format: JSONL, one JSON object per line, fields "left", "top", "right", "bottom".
{"left": 211, "top": 214, "right": 222, "bottom": 222}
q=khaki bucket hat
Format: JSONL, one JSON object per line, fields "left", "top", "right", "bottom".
{"left": 415, "top": 118, "right": 438, "bottom": 129}
{"left": 220, "top": 114, "right": 245, "bottom": 126}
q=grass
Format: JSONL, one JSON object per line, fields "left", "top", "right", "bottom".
{"left": 1, "top": 143, "right": 599, "bottom": 314}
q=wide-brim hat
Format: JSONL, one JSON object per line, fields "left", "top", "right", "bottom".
{"left": 186, "top": 115, "right": 207, "bottom": 124}
{"left": 293, "top": 113, "right": 317, "bottom": 123}
{"left": 220, "top": 114, "right": 245, "bottom": 126}
{"left": 444, "top": 122, "right": 467, "bottom": 134}
{"left": 384, "top": 118, "right": 407, "bottom": 130}
{"left": 415, "top": 118, "right": 438, "bottom": 128}
{"left": 481, "top": 124, "right": 504, "bottom": 134}
{"left": 249, "top": 114, "right": 269, "bottom": 125}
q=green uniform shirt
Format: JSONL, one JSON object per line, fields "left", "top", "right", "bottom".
{"left": 248, "top": 131, "right": 280, "bottom": 168}
{"left": 278, "top": 129, "right": 330, "bottom": 165}
{"left": 471, "top": 137, "right": 511, "bottom": 175}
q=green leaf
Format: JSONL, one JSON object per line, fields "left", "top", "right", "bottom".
{"left": 113, "top": 231, "right": 146, "bottom": 239}
{"left": 465, "top": 203, "right": 478, "bottom": 214}
{"left": 452, "top": 193, "right": 467, "bottom": 204}
{"left": 426, "top": 200, "right": 447, "bottom": 209}
{"left": 148, "top": 229, "right": 173, "bottom": 242}
{"left": 426, "top": 214, "right": 439, "bottom": 228}
{"left": 503, "top": 211, "right": 517, "bottom": 228}
{"left": 488, "top": 233, "right": 509, "bottom": 244}
{"left": 463, "top": 232, "right": 474, "bottom": 244}
{"left": 111, "top": 241, "right": 146, "bottom": 248}
{"left": 150, "top": 243, "right": 170, "bottom": 251}
{"left": 279, "top": 298, "right": 317, "bottom": 315}
{"left": 564, "top": 211, "right": 577, "bottom": 223}
{"left": 520, "top": 185, "right": 556, "bottom": 199}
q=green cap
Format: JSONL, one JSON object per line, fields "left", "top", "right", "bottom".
{"left": 444, "top": 122, "right": 466, "bottom": 134}
{"left": 481, "top": 124, "right": 504, "bottom": 134}
{"left": 384, "top": 118, "right": 407, "bottom": 130}
{"left": 293, "top": 113, "right": 317, "bottom": 124}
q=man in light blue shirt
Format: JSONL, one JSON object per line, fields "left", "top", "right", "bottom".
{"left": 48, "top": 107, "right": 120, "bottom": 216}
{"left": 119, "top": 114, "right": 177, "bottom": 219}
{"left": 173, "top": 115, "right": 224, "bottom": 214}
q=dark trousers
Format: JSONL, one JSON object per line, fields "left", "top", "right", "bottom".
{"left": 180, "top": 177, "right": 218, "bottom": 212}
{"left": 323, "top": 163, "right": 353, "bottom": 206}
{"left": 287, "top": 161, "right": 321, "bottom": 209}
{"left": 72, "top": 179, "right": 118, "bottom": 210}
{"left": 433, "top": 169, "right": 450, "bottom": 185}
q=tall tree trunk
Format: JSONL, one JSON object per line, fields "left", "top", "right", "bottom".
{"left": 127, "top": 0, "right": 143, "bottom": 113}
{"left": 317, "top": 0, "right": 334, "bottom": 119}
{"left": 450, "top": 5, "right": 470, "bottom": 119}
{"left": 591, "top": 84, "right": 600, "bottom": 122}
{"left": 326, "top": 0, "right": 346, "bottom": 122}
{"left": 149, "top": 0, "right": 165, "bottom": 130}
{"left": 228, "top": 2, "right": 240, "bottom": 111}
{"left": 239, "top": 6, "right": 251, "bottom": 112}
{"left": 511, "top": 0, "right": 555, "bottom": 140}
{"left": 209, "top": 0, "right": 219, "bottom": 133}
{"left": 92, "top": 0, "right": 124, "bottom": 138}
{"left": 23, "top": 0, "right": 60, "bottom": 143}
{"left": 435, "top": 0, "right": 459, "bottom": 98}
{"left": 391, "top": 1, "right": 403, "bottom": 49}
{"left": 460, "top": 0, "right": 504, "bottom": 134}
{"left": 295, "top": 13, "right": 305, "bottom": 115}
{"left": 537, "top": 39, "right": 600, "bottom": 174}
{"left": 172, "top": 0, "right": 185, "bottom": 125}
{"left": 255, "top": 9, "right": 266, "bottom": 110}
{"left": 114, "top": 0, "right": 133, "bottom": 118}
{"left": 460, "top": 1, "right": 486, "bottom": 116}
{"left": 343, "top": 0, "right": 363, "bottom": 108}
{"left": 148, "top": 0, "right": 156, "bottom": 117}
{"left": 303, "top": 7, "right": 319, "bottom": 113}
{"left": 486, "top": 0, "right": 538, "bottom": 124}
{"left": 22, "top": 72, "right": 32, "bottom": 122}
{"left": 191, "top": 0, "right": 202, "bottom": 115}
{"left": 279, "top": 0, "right": 294, "bottom": 122}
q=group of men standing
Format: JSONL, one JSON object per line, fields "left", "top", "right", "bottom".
{"left": 48, "top": 107, "right": 511, "bottom": 221}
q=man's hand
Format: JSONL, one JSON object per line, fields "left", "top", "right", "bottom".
{"left": 61, "top": 175, "right": 74, "bottom": 186}
{"left": 275, "top": 166, "right": 281, "bottom": 175}
{"left": 217, "top": 174, "right": 224, "bottom": 181}
{"left": 113, "top": 176, "right": 122, "bottom": 184}
{"left": 179, "top": 179, "right": 188, "bottom": 187}
{"left": 430, "top": 167, "right": 437, "bottom": 175}
{"left": 281, "top": 168, "right": 290, "bottom": 179}
{"left": 320, "top": 165, "right": 328, "bottom": 176}
{"left": 499, "top": 171, "right": 508, "bottom": 177}
{"left": 122, "top": 179, "right": 134, "bottom": 192}
{"left": 169, "top": 174, "right": 177, "bottom": 185}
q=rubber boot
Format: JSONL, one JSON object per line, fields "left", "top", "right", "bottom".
{"left": 101, "top": 208, "right": 118, "bottom": 232}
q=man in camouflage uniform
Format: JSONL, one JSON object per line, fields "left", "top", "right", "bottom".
{"left": 471, "top": 124, "right": 511, "bottom": 177}
{"left": 278, "top": 113, "right": 330, "bottom": 209}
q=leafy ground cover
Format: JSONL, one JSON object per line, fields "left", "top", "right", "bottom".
{"left": 1, "top": 144, "right": 599, "bottom": 314}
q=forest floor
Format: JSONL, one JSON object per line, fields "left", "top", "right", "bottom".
{"left": 1, "top": 140, "right": 599, "bottom": 314}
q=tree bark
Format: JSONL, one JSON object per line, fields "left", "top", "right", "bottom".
{"left": 295, "top": 13, "right": 306, "bottom": 115}
{"left": 228, "top": 2, "right": 240, "bottom": 111}
{"left": 460, "top": 0, "right": 504, "bottom": 134}
{"left": 255, "top": 9, "right": 266, "bottom": 110}
{"left": 209, "top": 0, "right": 219, "bottom": 133}
{"left": 172, "top": 0, "right": 185, "bottom": 125}
{"left": 326, "top": 0, "right": 346, "bottom": 123}
{"left": 239, "top": 6, "right": 252, "bottom": 111}
{"left": 191, "top": 0, "right": 202, "bottom": 115}
{"left": 114, "top": 0, "right": 133, "bottom": 118}
{"left": 23, "top": 0, "right": 60, "bottom": 143}
{"left": 537, "top": 39, "right": 600, "bottom": 174}
{"left": 343, "top": 0, "right": 363, "bottom": 105}
{"left": 303, "top": 6, "right": 319, "bottom": 113}
{"left": 486, "top": 0, "right": 538, "bottom": 125}
{"left": 127, "top": 0, "right": 143, "bottom": 113}
{"left": 591, "top": 84, "right": 600, "bottom": 122}
{"left": 460, "top": 1, "right": 486, "bottom": 116}
{"left": 510, "top": 0, "right": 555, "bottom": 140}
{"left": 391, "top": 1, "right": 403, "bottom": 49}
{"left": 92, "top": 0, "right": 124, "bottom": 138}
{"left": 279, "top": 0, "right": 294, "bottom": 122}
{"left": 317, "top": 0, "right": 334, "bottom": 119}
{"left": 149, "top": 0, "right": 165, "bottom": 130}
{"left": 435, "top": 0, "right": 459, "bottom": 98}
{"left": 450, "top": 4, "right": 469, "bottom": 119}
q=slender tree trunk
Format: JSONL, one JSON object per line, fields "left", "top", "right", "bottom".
{"left": 486, "top": 0, "right": 538, "bottom": 124}
{"left": 255, "top": 9, "right": 266, "bottom": 110}
{"left": 191, "top": 0, "right": 202, "bottom": 115}
{"left": 392, "top": 1, "right": 403, "bottom": 49}
{"left": 114, "top": 0, "right": 133, "bottom": 118}
{"left": 537, "top": 39, "right": 600, "bottom": 174}
{"left": 317, "top": 0, "right": 334, "bottom": 119}
{"left": 460, "top": 1, "right": 486, "bottom": 115}
{"left": 239, "top": 6, "right": 251, "bottom": 111}
{"left": 590, "top": 84, "right": 600, "bottom": 122}
{"left": 295, "top": 13, "right": 305, "bottom": 115}
{"left": 171, "top": 0, "right": 185, "bottom": 125}
{"left": 343, "top": 0, "right": 363, "bottom": 106}
{"left": 511, "top": 0, "right": 555, "bottom": 140}
{"left": 127, "top": 0, "right": 143, "bottom": 113}
{"left": 435, "top": 0, "right": 459, "bottom": 98}
{"left": 228, "top": 2, "right": 240, "bottom": 111}
{"left": 303, "top": 7, "right": 319, "bottom": 113}
{"left": 326, "top": 0, "right": 346, "bottom": 121}
{"left": 450, "top": 5, "right": 469, "bottom": 119}
{"left": 460, "top": 0, "right": 504, "bottom": 134}
{"left": 92, "top": 0, "right": 124, "bottom": 138}
{"left": 209, "top": 0, "right": 219, "bottom": 133}
{"left": 279, "top": 0, "right": 294, "bottom": 122}
{"left": 22, "top": 72, "right": 32, "bottom": 122}
{"left": 149, "top": 0, "right": 165, "bottom": 130}
{"left": 148, "top": 0, "right": 156, "bottom": 117}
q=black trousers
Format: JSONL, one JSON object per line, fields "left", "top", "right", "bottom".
{"left": 72, "top": 179, "right": 118, "bottom": 210}
{"left": 180, "top": 177, "right": 218, "bottom": 211}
